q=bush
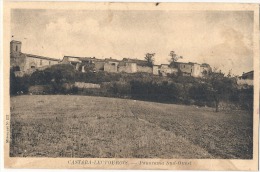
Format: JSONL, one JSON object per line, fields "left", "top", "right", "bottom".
{"left": 188, "top": 83, "right": 214, "bottom": 106}
{"left": 30, "top": 64, "right": 76, "bottom": 94}
{"left": 237, "top": 86, "right": 253, "bottom": 111}
{"left": 75, "top": 71, "right": 121, "bottom": 84}
{"left": 10, "top": 68, "right": 30, "bottom": 95}
{"left": 109, "top": 81, "right": 131, "bottom": 96}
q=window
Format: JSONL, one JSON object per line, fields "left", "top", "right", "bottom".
{"left": 16, "top": 45, "right": 18, "bottom": 52}
{"left": 49, "top": 61, "right": 51, "bottom": 65}
{"left": 40, "top": 60, "right": 42, "bottom": 65}
{"left": 191, "top": 69, "right": 192, "bottom": 72}
{"left": 184, "top": 65, "right": 185, "bottom": 68}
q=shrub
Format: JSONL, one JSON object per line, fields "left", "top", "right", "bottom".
{"left": 10, "top": 68, "right": 30, "bottom": 95}
{"left": 30, "top": 64, "right": 76, "bottom": 94}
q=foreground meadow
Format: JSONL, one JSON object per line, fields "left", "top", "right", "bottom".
{"left": 10, "top": 95, "right": 253, "bottom": 159}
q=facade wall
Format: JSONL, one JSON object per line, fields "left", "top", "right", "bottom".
{"left": 104, "top": 62, "right": 118, "bottom": 73}
{"left": 153, "top": 66, "right": 159, "bottom": 75}
{"left": 137, "top": 65, "right": 152, "bottom": 73}
{"left": 62, "top": 56, "right": 81, "bottom": 64}
{"left": 178, "top": 63, "right": 192, "bottom": 75}
{"left": 24, "top": 56, "right": 59, "bottom": 71}
{"left": 191, "top": 64, "right": 201, "bottom": 77}
{"left": 11, "top": 54, "right": 59, "bottom": 72}
{"left": 118, "top": 63, "right": 137, "bottom": 73}
{"left": 10, "top": 54, "right": 27, "bottom": 71}
{"left": 10, "top": 41, "right": 59, "bottom": 72}
{"left": 178, "top": 63, "right": 201, "bottom": 77}
{"left": 94, "top": 61, "right": 105, "bottom": 71}
{"left": 159, "top": 65, "right": 178, "bottom": 76}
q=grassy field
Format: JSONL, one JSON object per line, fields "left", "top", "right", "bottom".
{"left": 10, "top": 95, "right": 253, "bottom": 159}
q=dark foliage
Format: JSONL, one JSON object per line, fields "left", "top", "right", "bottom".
{"left": 10, "top": 68, "right": 30, "bottom": 95}
{"left": 10, "top": 65, "right": 253, "bottom": 112}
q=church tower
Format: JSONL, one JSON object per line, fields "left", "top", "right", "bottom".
{"left": 10, "top": 40, "right": 22, "bottom": 58}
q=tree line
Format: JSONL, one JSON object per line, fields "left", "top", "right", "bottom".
{"left": 10, "top": 64, "right": 253, "bottom": 112}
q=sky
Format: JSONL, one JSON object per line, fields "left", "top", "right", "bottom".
{"left": 11, "top": 9, "right": 254, "bottom": 75}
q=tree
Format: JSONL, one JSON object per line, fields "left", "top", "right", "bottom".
{"left": 205, "top": 71, "right": 236, "bottom": 112}
{"left": 10, "top": 68, "right": 18, "bottom": 95}
{"left": 144, "top": 53, "right": 155, "bottom": 67}
{"left": 169, "top": 51, "right": 183, "bottom": 66}
{"left": 227, "top": 69, "right": 233, "bottom": 78}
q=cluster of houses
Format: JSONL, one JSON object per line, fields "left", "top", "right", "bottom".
{"left": 62, "top": 55, "right": 212, "bottom": 78}
{"left": 10, "top": 40, "right": 214, "bottom": 78}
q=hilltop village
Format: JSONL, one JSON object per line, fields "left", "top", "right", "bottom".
{"left": 10, "top": 40, "right": 254, "bottom": 113}
{"left": 10, "top": 40, "right": 212, "bottom": 78}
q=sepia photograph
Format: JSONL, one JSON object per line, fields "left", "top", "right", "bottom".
{"left": 3, "top": 2, "right": 259, "bottom": 170}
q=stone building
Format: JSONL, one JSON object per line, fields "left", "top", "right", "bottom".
{"left": 62, "top": 56, "right": 107, "bottom": 72}
{"left": 152, "top": 65, "right": 159, "bottom": 75}
{"left": 61, "top": 56, "right": 82, "bottom": 70}
{"left": 237, "top": 70, "right": 254, "bottom": 86}
{"left": 122, "top": 58, "right": 153, "bottom": 73}
{"left": 174, "top": 62, "right": 201, "bottom": 77}
{"left": 200, "top": 63, "right": 212, "bottom": 76}
{"left": 118, "top": 61, "right": 137, "bottom": 73}
{"left": 10, "top": 40, "right": 60, "bottom": 73}
{"left": 62, "top": 56, "right": 82, "bottom": 64}
{"left": 104, "top": 58, "right": 120, "bottom": 73}
{"left": 158, "top": 64, "right": 178, "bottom": 76}
{"left": 239, "top": 71, "right": 254, "bottom": 80}
{"left": 93, "top": 59, "right": 106, "bottom": 71}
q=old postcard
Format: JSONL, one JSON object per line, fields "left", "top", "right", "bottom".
{"left": 3, "top": 2, "right": 259, "bottom": 170}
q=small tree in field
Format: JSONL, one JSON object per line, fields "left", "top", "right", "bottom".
{"left": 144, "top": 53, "right": 155, "bottom": 67}
{"left": 205, "top": 69, "right": 237, "bottom": 112}
{"left": 169, "top": 50, "right": 183, "bottom": 66}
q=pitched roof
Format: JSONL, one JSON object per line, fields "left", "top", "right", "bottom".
{"left": 105, "top": 58, "right": 120, "bottom": 62}
{"left": 174, "top": 61, "right": 199, "bottom": 65}
{"left": 64, "top": 56, "right": 81, "bottom": 59}
{"left": 24, "top": 53, "right": 60, "bottom": 61}
{"left": 122, "top": 58, "right": 149, "bottom": 66}
{"left": 242, "top": 70, "right": 254, "bottom": 76}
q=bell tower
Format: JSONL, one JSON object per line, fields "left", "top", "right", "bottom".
{"left": 10, "top": 40, "right": 22, "bottom": 57}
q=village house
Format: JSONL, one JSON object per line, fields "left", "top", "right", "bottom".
{"left": 93, "top": 59, "right": 106, "bottom": 71}
{"left": 200, "top": 63, "right": 212, "bottom": 76}
{"left": 60, "top": 54, "right": 212, "bottom": 78}
{"left": 122, "top": 58, "right": 153, "bottom": 73}
{"left": 237, "top": 70, "right": 254, "bottom": 86}
{"left": 238, "top": 71, "right": 254, "bottom": 80}
{"left": 10, "top": 40, "right": 60, "bottom": 74}
{"left": 174, "top": 62, "right": 201, "bottom": 77}
{"left": 62, "top": 56, "right": 107, "bottom": 72}
{"left": 61, "top": 56, "right": 82, "bottom": 70}
{"left": 12, "top": 40, "right": 213, "bottom": 79}
{"left": 118, "top": 61, "right": 137, "bottom": 73}
{"left": 152, "top": 65, "right": 159, "bottom": 75}
{"left": 158, "top": 64, "right": 178, "bottom": 76}
{"left": 104, "top": 58, "right": 120, "bottom": 73}
{"left": 154, "top": 62, "right": 212, "bottom": 78}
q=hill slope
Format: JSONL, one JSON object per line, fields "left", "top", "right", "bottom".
{"left": 10, "top": 95, "right": 252, "bottom": 158}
